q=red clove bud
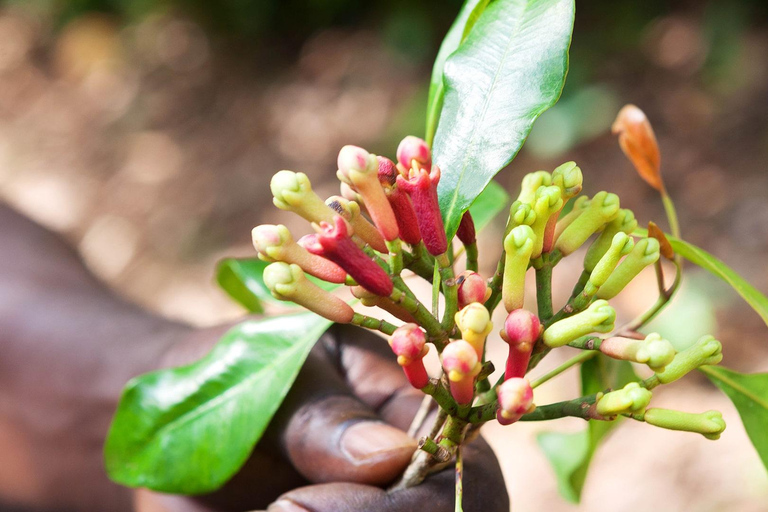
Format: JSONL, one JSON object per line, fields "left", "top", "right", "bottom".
{"left": 396, "top": 166, "right": 447, "bottom": 256}
{"left": 500, "top": 309, "right": 542, "bottom": 380}
{"left": 441, "top": 340, "right": 481, "bottom": 405}
{"left": 396, "top": 135, "right": 431, "bottom": 170}
{"left": 456, "top": 271, "right": 491, "bottom": 310}
{"left": 313, "top": 216, "right": 393, "bottom": 296}
{"left": 456, "top": 212, "right": 476, "bottom": 246}
{"left": 377, "top": 156, "right": 422, "bottom": 245}
{"left": 496, "top": 378, "right": 535, "bottom": 425}
{"left": 389, "top": 323, "right": 430, "bottom": 389}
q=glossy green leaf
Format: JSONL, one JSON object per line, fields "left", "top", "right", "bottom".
{"left": 468, "top": 180, "right": 510, "bottom": 232}
{"left": 635, "top": 228, "right": 768, "bottom": 328}
{"left": 105, "top": 313, "right": 331, "bottom": 493}
{"left": 538, "top": 355, "right": 636, "bottom": 503}
{"left": 217, "top": 258, "right": 340, "bottom": 311}
{"left": 425, "top": 0, "right": 490, "bottom": 146}
{"left": 700, "top": 365, "right": 768, "bottom": 473}
{"left": 216, "top": 258, "right": 270, "bottom": 312}
{"left": 433, "top": 0, "right": 574, "bottom": 241}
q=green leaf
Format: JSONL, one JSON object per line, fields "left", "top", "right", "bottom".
{"left": 538, "top": 355, "right": 636, "bottom": 503}
{"left": 433, "top": 0, "right": 575, "bottom": 241}
{"left": 217, "top": 258, "right": 340, "bottom": 311}
{"left": 425, "top": 0, "right": 491, "bottom": 146}
{"left": 216, "top": 258, "right": 270, "bottom": 312}
{"left": 105, "top": 313, "right": 332, "bottom": 493}
{"left": 635, "top": 229, "right": 768, "bottom": 329}
{"left": 467, "top": 180, "right": 510, "bottom": 232}
{"left": 700, "top": 365, "right": 768, "bottom": 473}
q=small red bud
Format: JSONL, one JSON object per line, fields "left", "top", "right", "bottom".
{"left": 314, "top": 216, "right": 393, "bottom": 296}
{"left": 396, "top": 135, "right": 431, "bottom": 170}
{"left": 496, "top": 378, "right": 534, "bottom": 425}
{"left": 457, "top": 271, "right": 490, "bottom": 310}
{"left": 389, "top": 323, "right": 429, "bottom": 389}
{"left": 501, "top": 310, "right": 542, "bottom": 380}
{"left": 456, "top": 212, "right": 476, "bottom": 246}
{"left": 442, "top": 340, "right": 481, "bottom": 405}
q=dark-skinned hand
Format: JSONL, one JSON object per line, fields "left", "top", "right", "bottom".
{"left": 0, "top": 204, "right": 509, "bottom": 512}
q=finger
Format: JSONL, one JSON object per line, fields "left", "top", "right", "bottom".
{"left": 327, "top": 324, "right": 429, "bottom": 430}
{"left": 267, "top": 331, "right": 417, "bottom": 486}
{"left": 266, "top": 436, "right": 509, "bottom": 512}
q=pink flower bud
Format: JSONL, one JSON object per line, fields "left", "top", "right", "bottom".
{"left": 456, "top": 212, "right": 476, "bottom": 246}
{"left": 252, "top": 224, "right": 347, "bottom": 284}
{"left": 396, "top": 166, "right": 447, "bottom": 256}
{"left": 457, "top": 271, "right": 490, "bottom": 310}
{"left": 314, "top": 216, "right": 393, "bottom": 296}
{"left": 442, "top": 340, "right": 481, "bottom": 405}
{"left": 454, "top": 302, "right": 492, "bottom": 360}
{"left": 396, "top": 135, "right": 431, "bottom": 170}
{"left": 337, "top": 146, "right": 399, "bottom": 241}
{"left": 496, "top": 378, "right": 534, "bottom": 425}
{"left": 501, "top": 310, "right": 542, "bottom": 379}
{"left": 389, "top": 323, "right": 429, "bottom": 389}
{"left": 378, "top": 156, "right": 421, "bottom": 246}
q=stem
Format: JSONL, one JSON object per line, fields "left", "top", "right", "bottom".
{"left": 390, "top": 288, "right": 445, "bottom": 343}
{"left": 437, "top": 253, "right": 459, "bottom": 333}
{"left": 428, "top": 408, "right": 448, "bottom": 440}
{"left": 485, "top": 256, "right": 505, "bottom": 314}
{"left": 350, "top": 313, "right": 398, "bottom": 335}
{"left": 535, "top": 254, "right": 554, "bottom": 321}
{"left": 408, "top": 395, "right": 436, "bottom": 438}
{"left": 387, "top": 238, "right": 404, "bottom": 275}
{"left": 467, "top": 392, "right": 607, "bottom": 424}
{"left": 455, "top": 446, "right": 464, "bottom": 512}
{"left": 620, "top": 258, "right": 681, "bottom": 333}
{"left": 567, "top": 335, "right": 603, "bottom": 351}
{"left": 464, "top": 242, "right": 478, "bottom": 272}
{"left": 661, "top": 191, "right": 680, "bottom": 241}
{"left": 529, "top": 351, "right": 597, "bottom": 389}
{"left": 421, "top": 379, "right": 461, "bottom": 417}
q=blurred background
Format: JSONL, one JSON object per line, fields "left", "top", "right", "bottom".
{"left": 0, "top": 0, "right": 767, "bottom": 510}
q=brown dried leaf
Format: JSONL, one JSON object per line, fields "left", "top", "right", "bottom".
{"left": 612, "top": 104, "right": 663, "bottom": 192}
{"left": 648, "top": 221, "right": 674, "bottom": 260}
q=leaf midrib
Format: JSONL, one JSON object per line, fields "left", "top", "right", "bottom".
{"left": 443, "top": 0, "right": 532, "bottom": 227}
{"left": 700, "top": 366, "right": 768, "bottom": 410}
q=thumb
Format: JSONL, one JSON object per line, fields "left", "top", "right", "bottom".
{"left": 269, "top": 340, "right": 417, "bottom": 486}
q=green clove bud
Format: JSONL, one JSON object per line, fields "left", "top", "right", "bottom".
{"left": 653, "top": 335, "right": 723, "bottom": 385}
{"left": 642, "top": 408, "right": 726, "bottom": 440}
{"left": 596, "top": 382, "right": 652, "bottom": 417}
{"left": 555, "top": 191, "right": 621, "bottom": 256}
{"left": 596, "top": 237, "right": 661, "bottom": 300}
{"left": 584, "top": 209, "right": 638, "bottom": 273}
{"left": 502, "top": 225, "right": 536, "bottom": 312}
{"left": 543, "top": 299, "right": 616, "bottom": 348}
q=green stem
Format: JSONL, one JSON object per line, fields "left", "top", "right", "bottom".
{"left": 620, "top": 258, "right": 681, "bottom": 333}
{"left": 536, "top": 256, "right": 554, "bottom": 321}
{"left": 464, "top": 242, "right": 478, "bottom": 272}
{"left": 350, "top": 313, "right": 398, "bottom": 335}
{"left": 467, "top": 393, "right": 605, "bottom": 424}
{"left": 661, "top": 191, "right": 680, "bottom": 241}
{"left": 529, "top": 351, "right": 597, "bottom": 389}
{"left": 387, "top": 238, "right": 404, "bottom": 275}
{"left": 567, "top": 335, "right": 603, "bottom": 351}
{"left": 421, "top": 379, "right": 461, "bottom": 417}
{"left": 390, "top": 288, "right": 445, "bottom": 343}
{"left": 485, "top": 255, "right": 505, "bottom": 314}
{"left": 437, "top": 253, "right": 459, "bottom": 333}
{"left": 455, "top": 446, "right": 464, "bottom": 512}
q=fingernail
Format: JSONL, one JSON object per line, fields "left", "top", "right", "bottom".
{"left": 267, "top": 499, "right": 310, "bottom": 512}
{"left": 340, "top": 422, "right": 416, "bottom": 464}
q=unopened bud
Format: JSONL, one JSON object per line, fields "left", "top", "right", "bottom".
{"left": 596, "top": 237, "right": 660, "bottom": 300}
{"left": 553, "top": 195, "right": 590, "bottom": 241}
{"left": 612, "top": 105, "right": 663, "bottom": 192}
{"left": 314, "top": 216, "right": 393, "bottom": 296}
{"left": 584, "top": 209, "right": 638, "bottom": 273}
{"left": 496, "top": 378, "right": 535, "bottom": 425}
{"left": 263, "top": 262, "right": 354, "bottom": 323}
{"left": 642, "top": 408, "right": 726, "bottom": 440}
{"left": 654, "top": 335, "right": 722, "bottom": 385}
{"left": 442, "top": 340, "right": 482, "bottom": 405}
{"left": 271, "top": 171, "right": 336, "bottom": 224}
{"left": 337, "top": 146, "right": 399, "bottom": 241}
{"left": 501, "top": 309, "right": 541, "bottom": 379}
{"left": 377, "top": 156, "right": 422, "bottom": 246}
{"left": 252, "top": 224, "right": 347, "bottom": 283}
{"left": 457, "top": 271, "right": 490, "bottom": 310}
{"left": 543, "top": 300, "right": 616, "bottom": 348}
{"left": 326, "top": 195, "right": 387, "bottom": 253}
{"left": 600, "top": 333, "right": 676, "bottom": 372}
{"left": 551, "top": 162, "right": 583, "bottom": 200}
{"left": 456, "top": 212, "right": 476, "bottom": 246}
{"left": 555, "top": 191, "right": 621, "bottom": 255}
{"left": 517, "top": 171, "right": 552, "bottom": 204}
{"left": 596, "top": 382, "right": 652, "bottom": 416}
{"left": 529, "top": 185, "right": 563, "bottom": 258}
{"left": 389, "top": 323, "right": 429, "bottom": 389}
{"left": 396, "top": 135, "right": 432, "bottom": 170}
{"left": 455, "top": 302, "right": 493, "bottom": 359}
{"left": 583, "top": 232, "right": 634, "bottom": 296}
{"left": 502, "top": 225, "right": 535, "bottom": 312}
